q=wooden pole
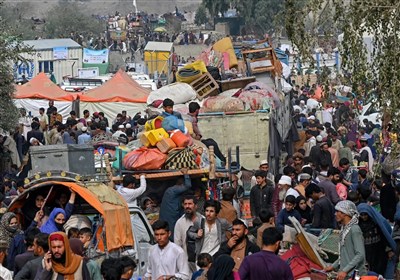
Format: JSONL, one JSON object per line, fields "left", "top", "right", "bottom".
{"left": 209, "top": 146, "right": 216, "bottom": 180}
{"left": 104, "top": 153, "right": 115, "bottom": 189}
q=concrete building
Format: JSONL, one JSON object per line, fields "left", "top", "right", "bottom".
{"left": 16, "top": 39, "right": 83, "bottom": 84}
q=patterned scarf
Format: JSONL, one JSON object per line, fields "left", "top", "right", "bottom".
{"left": 339, "top": 214, "right": 359, "bottom": 246}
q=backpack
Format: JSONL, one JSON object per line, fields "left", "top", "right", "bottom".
{"left": 186, "top": 217, "right": 205, "bottom": 262}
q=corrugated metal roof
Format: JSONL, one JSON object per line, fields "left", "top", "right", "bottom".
{"left": 144, "top": 41, "right": 173, "bottom": 52}
{"left": 23, "top": 39, "right": 81, "bottom": 50}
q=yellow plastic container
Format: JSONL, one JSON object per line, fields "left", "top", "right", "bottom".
{"left": 145, "top": 116, "right": 164, "bottom": 131}
{"left": 140, "top": 128, "right": 169, "bottom": 147}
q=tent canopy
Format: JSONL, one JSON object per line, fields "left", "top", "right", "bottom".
{"left": 14, "top": 73, "right": 76, "bottom": 101}
{"left": 80, "top": 69, "right": 150, "bottom": 102}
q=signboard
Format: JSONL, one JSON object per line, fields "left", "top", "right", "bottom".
{"left": 53, "top": 47, "right": 68, "bottom": 60}
{"left": 97, "top": 146, "right": 105, "bottom": 155}
{"left": 78, "top": 67, "right": 100, "bottom": 78}
{"left": 83, "top": 48, "right": 109, "bottom": 64}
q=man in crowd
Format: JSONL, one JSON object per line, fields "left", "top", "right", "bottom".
{"left": 145, "top": 220, "right": 190, "bottom": 280}
{"left": 251, "top": 160, "right": 274, "bottom": 187}
{"left": 77, "top": 126, "right": 91, "bottom": 144}
{"left": 324, "top": 200, "right": 367, "bottom": 279}
{"left": 49, "top": 108, "right": 63, "bottom": 129}
{"left": 305, "top": 184, "right": 335, "bottom": 229}
{"left": 355, "top": 137, "right": 374, "bottom": 173}
{"left": 116, "top": 174, "right": 146, "bottom": 207}
{"left": 38, "top": 231, "right": 91, "bottom": 279}
{"left": 256, "top": 208, "right": 275, "bottom": 248}
{"left": 174, "top": 195, "right": 203, "bottom": 271}
{"left": 194, "top": 200, "right": 230, "bottom": 257}
{"left": 250, "top": 170, "right": 274, "bottom": 219}
{"left": 0, "top": 240, "right": 12, "bottom": 280}
{"left": 304, "top": 129, "right": 316, "bottom": 157}
{"left": 14, "top": 233, "right": 49, "bottom": 280}
{"left": 218, "top": 187, "right": 238, "bottom": 224}
{"left": 214, "top": 219, "right": 260, "bottom": 271}
{"left": 239, "top": 227, "right": 293, "bottom": 280}
{"left": 14, "top": 229, "right": 40, "bottom": 275}
{"left": 318, "top": 168, "right": 342, "bottom": 205}
{"left": 159, "top": 168, "right": 192, "bottom": 235}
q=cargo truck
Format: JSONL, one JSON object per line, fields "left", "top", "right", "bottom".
{"left": 197, "top": 111, "right": 269, "bottom": 170}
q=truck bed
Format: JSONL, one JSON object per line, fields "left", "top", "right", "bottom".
{"left": 198, "top": 111, "right": 269, "bottom": 170}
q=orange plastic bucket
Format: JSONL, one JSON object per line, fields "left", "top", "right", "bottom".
{"left": 170, "top": 129, "right": 190, "bottom": 147}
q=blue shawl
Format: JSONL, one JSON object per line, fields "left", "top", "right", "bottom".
{"left": 40, "top": 208, "right": 66, "bottom": 234}
{"left": 357, "top": 203, "right": 396, "bottom": 251}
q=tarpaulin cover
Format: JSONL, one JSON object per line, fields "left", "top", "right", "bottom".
{"left": 79, "top": 101, "right": 147, "bottom": 125}
{"left": 80, "top": 69, "right": 150, "bottom": 102}
{"left": 14, "top": 99, "right": 73, "bottom": 121}
{"left": 14, "top": 73, "right": 76, "bottom": 101}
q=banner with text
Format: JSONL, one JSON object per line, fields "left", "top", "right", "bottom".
{"left": 83, "top": 48, "right": 109, "bottom": 64}
{"left": 53, "top": 47, "right": 68, "bottom": 60}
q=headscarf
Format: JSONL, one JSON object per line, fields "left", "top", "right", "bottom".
{"left": 0, "top": 212, "right": 23, "bottom": 247}
{"left": 206, "top": 254, "right": 235, "bottom": 280}
{"left": 335, "top": 200, "right": 359, "bottom": 246}
{"left": 40, "top": 208, "right": 66, "bottom": 234}
{"left": 48, "top": 231, "right": 82, "bottom": 279}
{"left": 357, "top": 203, "right": 396, "bottom": 251}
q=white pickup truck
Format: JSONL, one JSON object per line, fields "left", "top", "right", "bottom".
{"left": 198, "top": 111, "right": 270, "bottom": 170}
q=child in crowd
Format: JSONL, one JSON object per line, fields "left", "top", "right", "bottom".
{"left": 68, "top": 227, "right": 80, "bottom": 238}
{"left": 79, "top": 227, "right": 93, "bottom": 256}
{"left": 256, "top": 208, "right": 275, "bottom": 248}
{"left": 276, "top": 195, "right": 302, "bottom": 233}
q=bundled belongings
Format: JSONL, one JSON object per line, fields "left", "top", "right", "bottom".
{"left": 123, "top": 147, "right": 167, "bottom": 170}
{"left": 202, "top": 96, "right": 245, "bottom": 112}
{"left": 147, "top": 83, "right": 197, "bottom": 107}
{"left": 176, "top": 68, "right": 202, "bottom": 84}
{"left": 165, "top": 147, "right": 199, "bottom": 170}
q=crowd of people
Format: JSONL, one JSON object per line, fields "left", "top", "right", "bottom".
{"left": 2, "top": 80, "right": 400, "bottom": 279}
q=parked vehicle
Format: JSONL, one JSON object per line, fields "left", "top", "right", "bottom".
{"left": 7, "top": 171, "right": 154, "bottom": 274}
{"left": 357, "top": 102, "right": 382, "bottom": 126}
{"left": 198, "top": 111, "right": 270, "bottom": 169}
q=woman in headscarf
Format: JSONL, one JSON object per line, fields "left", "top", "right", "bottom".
{"left": 22, "top": 193, "right": 46, "bottom": 228}
{"left": 357, "top": 203, "right": 396, "bottom": 278}
{"left": 40, "top": 208, "right": 66, "bottom": 234}
{"left": 0, "top": 212, "right": 23, "bottom": 248}
{"left": 295, "top": 195, "right": 312, "bottom": 225}
{"left": 206, "top": 254, "right": 239, "bottom": 280}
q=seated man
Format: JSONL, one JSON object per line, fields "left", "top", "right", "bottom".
{"left": 184, "top": 102, "right": 226, "bottom": 163}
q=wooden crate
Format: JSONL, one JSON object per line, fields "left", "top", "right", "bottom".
{"left": 190, "top": 72, "right": 220, "bottom": 100}
{"left": 219, "top": 76, "right": 256, "bottom": 91}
